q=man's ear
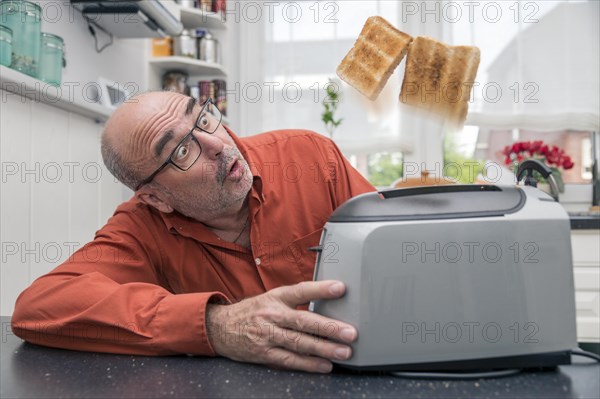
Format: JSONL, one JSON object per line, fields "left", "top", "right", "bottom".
{"left": 136, "top": 191, "right": 174, "bottom": 214}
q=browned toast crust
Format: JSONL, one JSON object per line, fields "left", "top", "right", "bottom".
{"left": 400, "top": 36, "right": 480, "bottom": 126}
{"left": 337, "top": 16, "right": 413, "bottom": 101}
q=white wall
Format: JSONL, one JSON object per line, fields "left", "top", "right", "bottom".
{"left": 0, "top": 1, "right": 147, "bottom": 316}
{"left": 0, "top": 90, "right": 125, "bottom": 316}
{"left": 219, "top": 8, "right": 242, "bottom": 134}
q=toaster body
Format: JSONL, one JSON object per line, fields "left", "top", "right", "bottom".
{"left": 311, "top": 185, "right": 577, "bottom": 370}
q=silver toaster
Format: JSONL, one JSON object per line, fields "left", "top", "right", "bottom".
{"left": 311, "top": 184, "right": 578, "bottom": 371}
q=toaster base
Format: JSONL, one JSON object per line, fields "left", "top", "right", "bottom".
{"left": 336, "top": 350, "right": 572, "bottom": 372}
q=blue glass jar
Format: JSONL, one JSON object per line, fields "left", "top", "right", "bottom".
{"left": 38, "top": 33, "right": 64, "bottom": 87}
{"left": 0, "top": 24, "right": 11, "bottom": 67}
{"left": 0, "top": 0, "right": 41, "bottom": 77}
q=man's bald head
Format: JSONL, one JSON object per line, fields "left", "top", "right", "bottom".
{"left": 101, "top": 91, "right": 252, "bottom": 221}
{"left": 101, "top": 91, "right": 194, "bottom": 190}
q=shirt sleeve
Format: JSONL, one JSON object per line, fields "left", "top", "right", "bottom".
{"left": 11, "top": 206, "right": 230, "bottom": 356}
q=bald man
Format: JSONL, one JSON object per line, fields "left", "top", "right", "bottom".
{"left": 12, "top": 92, "right": 375, "bottom": 373}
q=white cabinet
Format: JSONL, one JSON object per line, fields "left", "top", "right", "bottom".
{"left": 571, "top": 229, "right": 600, "bottom": 343}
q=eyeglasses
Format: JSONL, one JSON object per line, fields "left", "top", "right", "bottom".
{"left": 135, "top": 98, "right": 222, "bottom": 191}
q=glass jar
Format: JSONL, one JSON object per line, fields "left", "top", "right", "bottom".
{"left": 0, "top": 0, "right": 41, "bottom": 77}
{"left": 38, "top": 33, "right": 65, "bottom": 87}
{"left": 0, "top": 25, "right": 12, "bottom": 67}
{"left": 176, "top": 0, "right": 196, "bottom": 8}
{"left": 162, "top": 71, "right": 190, "bottom": 96}
{"left": 174, "top": 29, "right": 198, "bottom": 59}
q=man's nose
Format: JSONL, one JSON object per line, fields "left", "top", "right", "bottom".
{"left": 195, "top": 130, "right": 224, "bottom": 159}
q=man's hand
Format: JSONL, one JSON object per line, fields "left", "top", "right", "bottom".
{"left": 206, "top": 280, "right": 357, "bottom": 373}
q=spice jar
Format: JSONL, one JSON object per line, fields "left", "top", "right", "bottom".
{"left": 174, "top": 29, "right": 198, "bottom": 59}
{"left": 37, "top": 33, "right": 65, "bottom": 87}
{"left": 198, "top": 30, "right": 220, "bottom": 64}
{"left": 176, "top": 0, "right": 197, "bottom": 8}
{"left": 162, "top": 71, "right": 190, "bottom": 96}
{"left": 0, "top": 0, "right": 41, "bottom": 77}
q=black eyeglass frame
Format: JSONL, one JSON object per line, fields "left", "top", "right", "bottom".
{"left": 135, "top": 98, "right": 222, "bottom": 191}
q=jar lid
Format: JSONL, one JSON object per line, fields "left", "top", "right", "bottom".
{"left": 41, "top": 32, "right": 65, "bottom": 50}
{"left": 41, "top": 32, "right": 64, "bottom": 42}
{"left": 0, "top": 0, "right": 42, "bottom": 13}
{"left": 163, "top": 70, "right": 189, "bottom": 78}
{"left": 21, "top": 0, "right": 42, "bottom": 9}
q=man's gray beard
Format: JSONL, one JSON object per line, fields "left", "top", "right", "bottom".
{"left": 216, "top": 147, "right": 236, "bottom": 185}
{"left": 170, "top": 147, "right": 252, "bottom": 219}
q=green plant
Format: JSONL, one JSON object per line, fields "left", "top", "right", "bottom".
{"left": 443, "top": 136, "right": 485, "bottom": 183}
{"left": 368, "top": 152, "right": 404, "bottom": 187}
{"left": 321, "top": 79, "right": 343, "bottom": 138}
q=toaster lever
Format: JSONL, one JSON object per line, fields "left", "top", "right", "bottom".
{"left": 308, "top": 246, "right": 323, "bottom": 253}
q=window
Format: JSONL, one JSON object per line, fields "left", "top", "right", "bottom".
{"left": 347, "top": 152, "right": 404, "bottom": 188}
{"left": 441, "top": 0, "right": 598, "bottom": 188}
{"left": 241, "top": 1, "right": 598, "bottom": 185}
{"left": 445, "top": 127, "right": 594, "bottom": 184}
{"left": 255, "top": 0, "right": 410, "bottom": 172}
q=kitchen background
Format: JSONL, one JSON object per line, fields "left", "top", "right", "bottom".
{"left": 1, "top": 0, "right": 599, "bottom": 344}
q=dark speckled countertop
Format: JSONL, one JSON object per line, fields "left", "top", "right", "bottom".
{"left": 1, "top": 318, "right": 599, "bottom": 398}
{"left": 569, "top": 212, "right": 600, "bottom": 229}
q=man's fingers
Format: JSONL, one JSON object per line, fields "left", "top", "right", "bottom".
{"left": 269, "top": 325, "right": 353, "bottom": 363}
{"left": 264, "top": 347, "right": 333, "bottom": 373}
{"left": 278, "top": 309, "right": 357, "bottom": 344}
{"left": 273, "top": 280, "right": 345, "bottom": 307}
{"left": 271, "top": 281, "right": 357, "bottom": 344}
{"left": 208, "top": 281, "right": 357, "bottom": 373}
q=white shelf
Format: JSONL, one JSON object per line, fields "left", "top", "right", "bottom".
{"left": 149, "top": 56, "right": 226, "bottom": 77}
{"left": 0, "top": 65, "right": 112, "bottom": 122}
{"left": 151, "top": 3, "right": 233, "bottom": 127}
{"left": 175, "top": 5, "right": 227, "bottom": 30}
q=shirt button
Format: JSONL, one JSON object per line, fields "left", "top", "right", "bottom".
{"left": 254, "top": 258, "right": 261, "bottom": 266}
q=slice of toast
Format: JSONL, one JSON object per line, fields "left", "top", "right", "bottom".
{"left": 337, "top": 16, "right": 413, "bottom": 101}
{"left": 400, "top": 36, "right": 480, "bottom": 127}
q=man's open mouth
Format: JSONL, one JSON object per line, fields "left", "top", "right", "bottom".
{"left": 227, "top": 158, "right": 242, "bottom": 179}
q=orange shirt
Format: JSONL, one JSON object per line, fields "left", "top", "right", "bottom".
{"left": 12, "top": 129, "right": 375, "bottom": 356}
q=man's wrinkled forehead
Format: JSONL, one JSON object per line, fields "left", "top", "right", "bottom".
{"left": 152, "top": 96, "right": 197, "bottom": 158}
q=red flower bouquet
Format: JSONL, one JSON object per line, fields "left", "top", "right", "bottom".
{"left": 502, "top": 140, "right": 574, "bottom": 192}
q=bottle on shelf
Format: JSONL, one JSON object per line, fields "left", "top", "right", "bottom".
{"left": 197, "top": 29, "right": 220, "bottom": 64}
{"left": 213, "top": 79, "right": 227, "bottom": 116}
{"left": 197, "top": 80, "right": 227, "bottom": 116}
{"left": 173, "top": 29, "right": 199, "bottom": 59}
{"left": 176, "top": 0, "right": 197, "bottom": 9}
{"left": 162, "top": 71, "right": 191, "bottom": 96}
{"left": 199, "top": 0, "right": 212, "bottom": 12}
{"left": 198, "top": 80, "right": 215, "bottom": 106}
{"left": 213, "top": 0, "right": 226, "bottom": 21}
